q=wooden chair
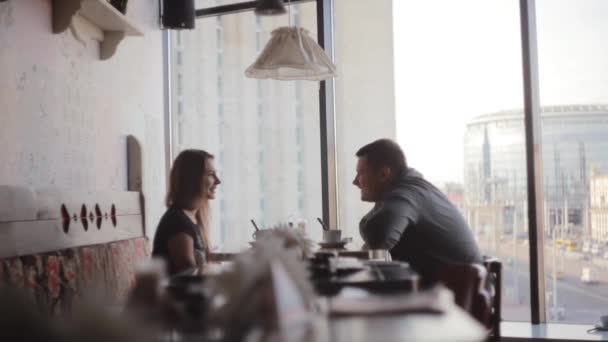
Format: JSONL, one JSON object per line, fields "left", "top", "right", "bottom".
{"left": 0, "top": 136, "right": 150, "bottom": 315}
{"left": 436, "top": 262, "right": 492, "bottom": 328}
{"left": 483, "top": 256, "right": 502, "bottom": 341}
{"left": 0, "top": 183, "right": 149, "bottom": 315}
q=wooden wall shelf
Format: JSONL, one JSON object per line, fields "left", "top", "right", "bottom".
{"left": 52, "top": 0, "right": 143, "bottom": 60}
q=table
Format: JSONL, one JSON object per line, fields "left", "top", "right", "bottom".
{"left": 235, "top": 287, "right": 486, "bottom": 342}
{"left": 209, "top": 248, "right": 370, "bottom": 263}
{"left": 327, "top": 304, "right": 486, "bottom": 342}
{"left": 316, "top": 248, "right": 369, "bottom": 259}
{"left": 169, "top": 287, "right": 487, "bottom": 342}
{"left": 312, "top": 261, "right": 420, "bottom": 295}
{"left": 209, "top": 249, "right": 419, "bottom": 295}
{"left": 172, "top": 306, "right": 486, "bottom": 342}
{"left": 208, "top": 252, "right": 235, "bottom": 262}
{"left": 169, "top": 254, "right": 483, "bottom": 342}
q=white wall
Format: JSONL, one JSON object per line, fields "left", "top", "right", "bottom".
{"left": 0, "top": 0, "right": 166, "bottom": 237}
{"left": 334, "top": 0, "right": 397, "bottom": 243}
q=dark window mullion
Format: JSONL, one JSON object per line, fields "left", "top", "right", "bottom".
{"left": 195, "top": 0, "right": 315, "bottom": 19}
{"left": 519, "top": 0, "right": 547, "bottom": 324}
{"left": 317, "top": 0, "right": 338, "bottom": 230}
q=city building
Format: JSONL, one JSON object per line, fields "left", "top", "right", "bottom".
{"left": 170, "top": 5, "right": 323, "bottom": 250}
{"left": 464, "top": 105, "right": 608, "bottom": 239}
{"left": 590, "top": 167, "right": 608, "bottom": 243}
{"left": 169, "top": 2, "right": 397, "bottom": 250}
{"left": 439, "top": 182, "right": 466, "bottom": 212}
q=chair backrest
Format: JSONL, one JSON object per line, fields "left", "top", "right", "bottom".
{"left": 436, "top": 262, "right": 491, "bottom": 326}
{"left": 0, "top": 186, "right": 145, "bottom": 258}
{"left": 483, "top": 256, "right": 502, "bottom": 340}
{"left": 0, "top": 186, "right": 149, "bottom": 315}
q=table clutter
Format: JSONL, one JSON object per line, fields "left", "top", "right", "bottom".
{"left": 120, "top": 227, "right": 486, "bottom": 342}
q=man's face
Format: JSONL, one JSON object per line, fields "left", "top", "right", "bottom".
{"left": 353, "top": 156, "right": 391, "bottom": 202}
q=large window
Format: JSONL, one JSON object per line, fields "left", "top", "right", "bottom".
{"left": 167, "top": 0, "right": 608, "bottom": 325}
{"left": 169, "top": 2, "right": 323, "bottom": 252}
{"left": 331, "top": 0, "right": 608, "bottom": 324}
{"left": 390, "top": 0, "right": 530, "bottom": 321}
{"left": 536, "top": 0, "right": 608, "bottom": 324}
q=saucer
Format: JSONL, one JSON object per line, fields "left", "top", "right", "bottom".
{"left": 365, "top": 260, "right": 408, "bottom": 268}
{"left": 318, "top": 241, "right": 348, "bottom": 249}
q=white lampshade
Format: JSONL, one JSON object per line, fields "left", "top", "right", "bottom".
{"left": 245, "top": 26, "right": 337, "bottom": 81}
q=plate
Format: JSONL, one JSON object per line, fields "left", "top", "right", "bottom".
{"left": 364, "top": 260, "right": 409, "bottom": 268}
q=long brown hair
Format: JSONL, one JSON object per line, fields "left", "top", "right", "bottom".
{"left": 166, "top": 149, "right": 214, "bottom": 254}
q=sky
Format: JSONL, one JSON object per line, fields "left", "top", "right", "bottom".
{"left": 393, "top": 0, "right": 608, "bottom": 184}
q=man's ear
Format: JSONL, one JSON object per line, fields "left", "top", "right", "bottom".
{"left": 379, "top": 166, "right": 393, "bottom": 182}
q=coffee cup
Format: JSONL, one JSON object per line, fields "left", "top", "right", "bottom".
{"left": 322, "top": 230, "right": 342, "bottom": 243}
{"left": 368, "top": 249, "right": 392, "bottom": 261}
{"left": 252, "top": 229, "right": 273, "bottom": 240}
{"left": 601, "top": 315, "right": 608, "bottom": 328}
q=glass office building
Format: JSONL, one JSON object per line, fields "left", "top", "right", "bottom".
{"left": 464, "top": 104, "right": 608, "bottom": 240}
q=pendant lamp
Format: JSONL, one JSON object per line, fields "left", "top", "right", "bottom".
{"left": 245, "top": 1, "right": 337, "bottom": 81}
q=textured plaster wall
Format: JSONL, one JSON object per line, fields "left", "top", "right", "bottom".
{"left": 334, "top": 0, "right": 396, "bottom": 243}
{"left": 0, "top": 1, "right": 166, "bottom": 237}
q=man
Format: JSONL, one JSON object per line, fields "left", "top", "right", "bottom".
{"left": 353, "top": 138, "right": 482, "bottom": 282}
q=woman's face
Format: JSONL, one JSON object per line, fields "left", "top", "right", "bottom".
{"left": 203, "top": 158, "right": 221, "bottom": 200}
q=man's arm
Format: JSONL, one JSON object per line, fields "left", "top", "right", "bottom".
{"left": 362, "top": 197, "right": 419, "bottom": 250}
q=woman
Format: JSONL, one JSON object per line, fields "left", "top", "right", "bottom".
{"left": 152, "top": 149, "right": 221, "bottom": 276}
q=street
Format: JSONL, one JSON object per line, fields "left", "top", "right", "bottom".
{"left": 479, "top": 238, "right": 608, "bottom": 323}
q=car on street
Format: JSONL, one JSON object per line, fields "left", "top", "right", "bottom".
{"left": 591, "top": 243, "right": 602, "bottom": 256}
{"left": 581, "top": 267, "right": 596, "bottom": 284}
{"left": 583, "top": 241, "right": 591, "bottom": 254}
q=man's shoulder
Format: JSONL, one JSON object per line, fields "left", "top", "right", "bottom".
{"left": 391, "top": 169, "right": 444, "bottom": 196}
{"left": 386, "top": 177, "right": 431, "bottom": 201}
